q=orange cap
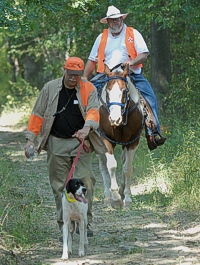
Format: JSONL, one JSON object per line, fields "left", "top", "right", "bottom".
{"left": 64, "top": 57, "right": 84, "bottom": 76}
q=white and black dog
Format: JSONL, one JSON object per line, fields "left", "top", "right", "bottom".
{"left": 61, "top": 178, "right": 88, "bottom": 260}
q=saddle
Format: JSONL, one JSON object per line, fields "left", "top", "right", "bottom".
{"left": 138, "top": 93, "right": 166, "bottom": 150}
{"left": 138, "top": 92, "right": 156, "bottom": 132}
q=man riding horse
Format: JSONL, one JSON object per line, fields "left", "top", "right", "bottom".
{"left": 83, "top": 5, "right": 166, "bottom": 151}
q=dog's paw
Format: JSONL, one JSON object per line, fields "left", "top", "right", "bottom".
{"left": 78, "top": 249, "right": 85, "bottom": 257}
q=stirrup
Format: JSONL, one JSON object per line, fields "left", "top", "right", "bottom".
{"left": 152, "top": 130, "right": 166, "bottom": 139}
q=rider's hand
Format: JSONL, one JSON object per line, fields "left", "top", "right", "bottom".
{"left": 25, "top": 140, "right": 36, "bottom": 158}
{"left": 122, "top": 60, "right": 134, "bottom": 67}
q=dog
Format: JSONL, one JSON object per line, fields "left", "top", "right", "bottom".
{"left": 61, "top": 178, "right": 88, "bottom": 260}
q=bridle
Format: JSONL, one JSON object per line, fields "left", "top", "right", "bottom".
{"left": 99, "top": 75, "right": 139, "bottom": 125}
{"left": 106, "top": 76, "right": 129, "bottom": 116}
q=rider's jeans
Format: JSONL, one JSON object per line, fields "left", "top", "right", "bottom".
{"left": 130, "top": 73, "right": 160, "bottom": 136}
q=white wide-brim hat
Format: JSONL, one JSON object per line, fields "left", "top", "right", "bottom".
{"left": 100, "top": 5, "right": 128, "bottom": 24}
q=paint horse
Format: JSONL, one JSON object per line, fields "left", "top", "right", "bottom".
{"left": 96, "top": 64, "right": 144, "bottom": 207}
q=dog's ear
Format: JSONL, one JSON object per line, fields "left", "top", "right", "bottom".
{"left": 65, "top": 180, "right": 71, "bottom": 193}
{"left": 79, "top": 179, "right": 85, "bottom": 187}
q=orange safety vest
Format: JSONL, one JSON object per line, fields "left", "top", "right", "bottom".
{"left": 97, "top": 27, "right": 143, "bottom": 73}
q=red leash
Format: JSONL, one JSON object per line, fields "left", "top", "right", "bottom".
{"left": 64, "top": 137, "right": 90, "bottom": 187}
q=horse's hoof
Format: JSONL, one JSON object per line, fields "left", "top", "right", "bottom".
{"left": 111, "top": 200, "right": 123, "bottom": 209}
{"left": 111, "top": 190, "right": 121, "bottom": 201}
{"left": 111, "top": 190, "right": 122, "bottom": 208}
{"left": 123, "top": 201, "right": 132, "bottom": 208}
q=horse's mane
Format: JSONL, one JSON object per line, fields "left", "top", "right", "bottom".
{"left": 126, "top": 76, "right": 139, "bottom": 103}
{"left": 101, "top": 83, "right": 107, "bottom": 104}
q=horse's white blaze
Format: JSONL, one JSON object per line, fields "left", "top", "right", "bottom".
{"left": 108, "top": 82, "right": 123, "bottom": 125}
{"left": 109, "top": 106, "right": 122, "bottom": 125}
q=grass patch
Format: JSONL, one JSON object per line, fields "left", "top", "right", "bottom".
{"left": 0, "top": 147, "right": 50, "bottom": 253}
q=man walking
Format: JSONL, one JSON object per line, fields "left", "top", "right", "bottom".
{"left": 24, "top": 57, "right": 106, "bottom": 236}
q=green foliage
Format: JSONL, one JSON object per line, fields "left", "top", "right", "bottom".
{"left": 167, "top": 127, "right": 200, "bottom": 209}
{"left": 0, "top": 35, "right": 12, "bottom": 109}
{"left": 163, "top": 61, "right": 200, "bottom": 134}
{"left": 1, "top": 0, "right": 199, "bottom": 93}
{"left": 173, "top": 130, "right": 199, "bottom": 181}
{"left": 2, "top": 79, "right": 39, "bottom": 113}
{"left": 127, "top": 121, "right": 200, "bottom": 212}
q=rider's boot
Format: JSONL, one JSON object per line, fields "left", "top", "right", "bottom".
{"left": 146, "top": 130, "right": 167, "bottom": 151}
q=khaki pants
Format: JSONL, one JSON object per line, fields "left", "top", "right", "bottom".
{"left": 47, "top": 135, "right": 96, "bottom": 231}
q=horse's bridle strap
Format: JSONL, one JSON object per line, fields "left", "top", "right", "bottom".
{"left": 107, "top": 102, "right": 125, "bottom": 107}
{"left": 91, "top": 76, "right": 127, "bottom": 85}
{"left": 107, "top": 76, "right": 128, "bottom": 83}
{"left": 128, "top": 102, "right": 139, "bottom": 113}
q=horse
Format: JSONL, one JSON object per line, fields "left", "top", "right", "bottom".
{"left": 95, "top": 63, "right": 144, "bottom": 207}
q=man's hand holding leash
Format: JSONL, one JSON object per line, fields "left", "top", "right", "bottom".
{"left": 72, "top": 126, "right": 91, "bottom": 140}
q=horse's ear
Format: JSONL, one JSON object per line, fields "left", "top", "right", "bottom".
{"left": 104, "top": 64, "right": 111, "bottom": 76}
{"left": 122, "top": 64, "right": 129, "bottom": 77}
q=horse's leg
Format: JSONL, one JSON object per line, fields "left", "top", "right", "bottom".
{"left": 97, "top": 154, "right": 111, "bottom": 203}
{"left": 119, "top": 145, "right": 139, "bottom": 207}
{"left": 106, "top": 152, "right": 122, "bottom": 206}
{"left": 106, "top": 153, "right": 118, "bottom": 190}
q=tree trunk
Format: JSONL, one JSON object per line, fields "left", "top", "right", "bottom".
{"left": 23, "top": 55, "right": 44, "bottom": 89}
{"left": 150, "top": 21, "right": 171, "bottom": 98}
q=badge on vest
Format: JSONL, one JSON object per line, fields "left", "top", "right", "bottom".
{"left": 73, "top": 100, "right": 78, "bottom": 104}
{"left": 128, "top": 37, "right": 133, "bottom": 43}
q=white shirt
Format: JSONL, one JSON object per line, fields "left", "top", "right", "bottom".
{"left": 88, "top": 24, "right": 149, "bottom": 74}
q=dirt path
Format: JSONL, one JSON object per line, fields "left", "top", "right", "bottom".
{"left": 0, "top": 125, "right": 200, "bottom": 265}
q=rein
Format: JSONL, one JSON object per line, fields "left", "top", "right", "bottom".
{"left": 64, "top": 137, "right": 90, "bottom": 188}
{"left": 98, "top": 117, "right": 145, "bottom": 146}
{"left": 91, "top": 76, "right": 127, "bottom": 87}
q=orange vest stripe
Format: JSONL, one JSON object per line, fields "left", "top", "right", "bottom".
{"left": 97, "top": 27, "right": 142, "bottom": 73}
{"left": 27, "top": 114, "right": 43, "bottom": 136}
{"left": 86, "top": 109, "right": 99, "bottom": 123}
{"left": 80, "top": 80, "right": 99, "bottom": 122}
{"left": 125, "top": 27, "right": 143, "bottom": 68}
{"left": 97, "top": 29, "right": 109, "bottom": 73}
{"left": 80, "top": 81, "right": 94, "bottom": 106}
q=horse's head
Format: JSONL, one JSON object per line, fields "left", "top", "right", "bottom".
{"left": 104, "top": 64, "right": 129, "bottom": 126}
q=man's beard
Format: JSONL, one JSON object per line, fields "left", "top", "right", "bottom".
{"left": 109, "top": 22, "right": 124, "bottom": 34}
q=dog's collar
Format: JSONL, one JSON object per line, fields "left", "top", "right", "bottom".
{"left": 65, "top": 191, "right": 76, "bottom": 203}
